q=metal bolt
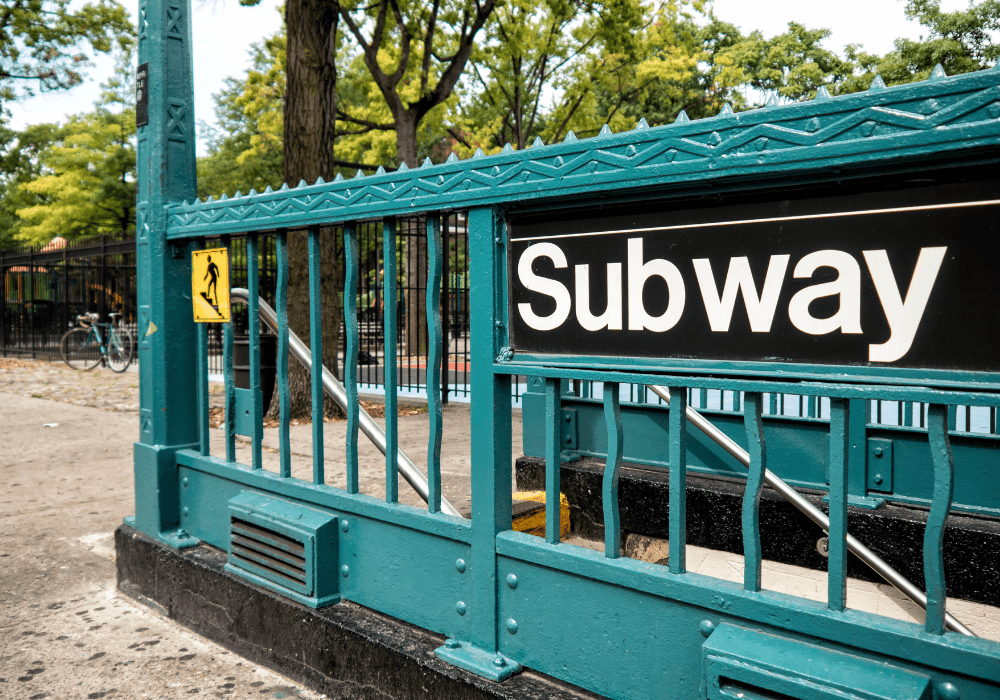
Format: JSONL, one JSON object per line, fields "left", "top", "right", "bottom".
{"left": 699, "top": 620, "right": 715, "bottom": 638}
{"left": 341, "top": 520, "right": 349, "bottom": 533}
{"left": 506, "top": 618, "right": 518, "bottom": 634}
{"left": 493, "top": 655, "right": 506, "bottom": 668}
{"left": 456, "top": 601, "right": 466, "bottom": 616}
{"left": 181, "top": 477, "right": 188, "bottom": 487}
{"left": 341, "top": 565, "right": 350, "bottom": 578}
{"left": 564, "top": 415, "right": 571, "bottom": 422}
{"left": 494, "top": 237, "right": 503, "bottom": 245}
{"left": 182, "top": 507, "right": 189, "bottom": 517}
{"left": 937, "top": 682, "right": 959, "bottom": 700}
{"left": 506, "top": 573, "right": 518, "bottom": 589}
{"left": 455, "top": 558, "right": 466, "bottom": 573}
{"left": 445, "top": 639, "right": 460, "bottom": 649}
{"left": 874, "top": 474, "right": 883, "bottom": 485}
{"left": 874, "top": 447, "right": 884, "bottom": 457}
{"left": 495, "top": 320, "right": 503, "bottom": 327}
{"left": 564, "top": 436, "right": 572, "bottom": 444}
{"left": 816, "top": 537, "right": 829, "bottom": 558}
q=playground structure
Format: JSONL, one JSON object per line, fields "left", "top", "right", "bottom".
{"left": 125, "top": 0, "right": 1000, "bottom": 695}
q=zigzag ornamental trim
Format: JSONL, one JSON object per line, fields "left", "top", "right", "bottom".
{"left": 167, "top": 68, "right": 1000, "bottom": 240}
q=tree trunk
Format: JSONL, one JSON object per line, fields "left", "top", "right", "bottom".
{"left": 274, "top": 0, "right": 342, "bottom": 420}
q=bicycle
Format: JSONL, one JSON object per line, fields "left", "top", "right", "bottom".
{"left": 60, "top": 312, "right": 134, "bottom": 373}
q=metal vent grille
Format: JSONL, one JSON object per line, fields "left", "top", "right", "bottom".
{"left": 230, "top": 518, "right": 307, "bottom": 589}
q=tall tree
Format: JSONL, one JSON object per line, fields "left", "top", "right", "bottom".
{"left": 0, "top": 0, "right": 131, "bottom": 102}
{"left": 838, "top": 0, "right": 999, "bottom": 92}
{"left": 0, "top": 119, "right": 58, "bottom": 247}
{"left": 12, "top": 38, "right": 136, "bottom": 244}
{"left": 452, "top": 0, "right": 644, "bottom": 152}
{"left": 337, "top": 0, "right": 496, "bottom": 167}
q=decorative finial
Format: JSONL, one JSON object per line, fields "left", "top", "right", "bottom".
{"left": 814, "top": 86, "right": 831, "bottom": 100}
{"left": 869, "top": 75, "right": 887, "bottom": 91}
{"left": 446, "top": 152, "right": 458, "bottom": 163}
{"left": 376, "top": 165, "right": 387, "bottom": 175}
{"left": 354, "top": 169, "right": 365, "bottom": 179}
{"left": 397, "top": 162, "right": 409, "bottom": 171}
{"left": 473, "top": 148, "right": 485, "bottom": 158}
{"left": 599, "top": 124, "right": 613, "bottom": 136}
{"left": 674, "top": 110, "right": 690, "bottom": 123}
{"left": 929, "top": 63, "right": 947, "bottom": 80}
{"left": 532, "top": 136, "right": 544, "bottom": 147}
{"left": 422, "top": 157, "right": 434, "bottom": 167}
{"left": 314, "top": 176, "right": 325, "bottom": 185}
{"left": 334, "top": 173, "right": 344, "bottom": 182}
{"left": 764, "top": 94, "right": 778, "bottom": 108}
{"left": 564, "top": 131, "right": 577, "bottom": 142}
{"left": 297, "top": 179, "right": 307, "bottom": 188}
{"left": 248, "top": 188, "right": 257, "bottom": 196}
{"left": 718, "top": 103, "right": 734, "bottom": 116}
{"left": 635, "top": 118, "right": 649, "bottom": 130}
{"left": 501, "top": 143, "right": 514, "bottom": 153}
{"left": 280, "top": 183, "right": 289, "bottom": 190}
{"left": 264, "top": 185, "right": 273, "bottom": 193}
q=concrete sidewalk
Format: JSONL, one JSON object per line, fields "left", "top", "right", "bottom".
{"left": 0, "top": 358, "right": 516, "bottom": 699}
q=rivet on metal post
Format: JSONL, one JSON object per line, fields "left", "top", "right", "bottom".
{"left": 341, "top": 520, "right": 349, "bottom": 533}
{"left": 456, "top": 601, "right": 466, "bottom": 616}
{"left": 455, "top": 558, "right": 467, "bottom": 573}
{"left": 506, "top": 573, "right": 518, "bottom": 589}
{"left": 506, "top": 618, "right": 518, "bottom": 634}
{"left": 341, "top": 565, "right": 349, "bottom": 578}
{"left": 699, "top": 620, "right": 715, "bottom": 638}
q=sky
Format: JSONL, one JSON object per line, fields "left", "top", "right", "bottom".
{"left": 5, "top": 0, "right": 975, "bottom": 156}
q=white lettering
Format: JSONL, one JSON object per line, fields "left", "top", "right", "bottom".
{"left": 863, "top": 247, "right": 947, "bottom": 363}
{"left": 693, "top": 255, "right": 789, "bottom": 332}
{"left": 788, "top": 250, "right": 862, "bottom": 335}
{"left": 627, "top": 238, "right": 685, "bottom": 332}
{"left": 517, "top": 243, "right": 572, "bottom": 331}
{"left": 575, "top": 263, "right": 622, "bottom": 331}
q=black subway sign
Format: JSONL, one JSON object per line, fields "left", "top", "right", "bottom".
{"left": 507, "top": 174, "right": 1000, "bottom": 374}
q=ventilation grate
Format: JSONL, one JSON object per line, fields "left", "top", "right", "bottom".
{"left": 230, "top": 518, "right": 307, "bottom": 589}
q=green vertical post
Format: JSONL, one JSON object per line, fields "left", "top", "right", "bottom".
{"left": 308, "top": 227, "right": 325, "bottom": 485}
{"left": 276, "top": 231, "right": 291, "bottom": 477}
{"left": 426, "top": 216, "right": 443, "bottom": 513}
{"left": 925, "top": 404, "right": 955, "bottom": 635}
{"left": 828, "top": 398, "right": 850, "bottom": 612}
{"left": 742, "top": 392, "right": 766, "bottom": 592}
{"left": 224, "top": 319, "right": 235, "bottom": 463}
{"left": 196, "top": 322, "right": 209, "bottom": 457}
{"left": 468, "top": 206, "right": 513, "bottom": 668}
{"left": 603, "top": 383, "right": 623, "bottom": 559}
{"left": 668, "top": 386, "right": 687, "bottom": 574}
{"left": 544, "top": 377, "right": 561, "bottom": 544}
{"left": 247, "top": 234, "right": 262, "bottom": 470}
{"left": 131, "top": 0, "right": 200, "bottom": 547}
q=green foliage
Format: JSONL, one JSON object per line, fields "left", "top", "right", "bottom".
{"left": 10, "top": 39, "right": 136, "bottom": 245}
{"left": 0, "top": 119, "right": 58, "bottom": 247}
{"left": 198, "top": 31, "right": 285, "bottom": 199}
{"left": 838, "top": 0, "right": 1000, "bottom": 93}
{"left": 0, "top": 0, "right": 132, "bottom": 102}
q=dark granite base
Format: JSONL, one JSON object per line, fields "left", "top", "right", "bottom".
{"left": 515, "top": 456, "right": 1000, "bottom": 608}
{"left": 115, "top": 524, "right": 602, "bottom": 700}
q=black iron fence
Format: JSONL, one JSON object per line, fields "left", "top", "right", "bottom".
{"left": 1, "top": 223, "right": 519, "bottom": 403}
{"left": 1, "top": 235, "right": 137, "bottom": 360}
{"left": 208, "top": 214, "right": 480, "bottom": 403}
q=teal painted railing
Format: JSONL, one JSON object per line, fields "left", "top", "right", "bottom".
{"left": 134, "top": 0, "right": 1000, "bottom": 693}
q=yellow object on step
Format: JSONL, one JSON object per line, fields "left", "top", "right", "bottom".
{"left": 511, "top": 491, "right": 571, "bottom": 539}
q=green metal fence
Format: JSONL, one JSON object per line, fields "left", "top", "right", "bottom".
{"left": 133, "top": 1, "right": 1000, "bottom": 694}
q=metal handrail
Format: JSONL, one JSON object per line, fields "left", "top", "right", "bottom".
{"left": 646, "top": 385, "right": 973, "bottom": 636}
{"left": 231, "top": 288, "right": 462, "bottom": 518}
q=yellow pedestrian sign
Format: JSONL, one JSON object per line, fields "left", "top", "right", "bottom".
{"left": 192, "top": 248, "right": 231, "bottom": 322}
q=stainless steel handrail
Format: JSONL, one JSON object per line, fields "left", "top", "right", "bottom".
{"left": 231, "top": 288, "right": 462, "bottom": 518}
{"left": 646, "top": 385, "right": 972, "bottom": 636}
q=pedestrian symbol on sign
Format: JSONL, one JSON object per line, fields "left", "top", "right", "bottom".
{"left": 191, "top": 248, "right": 231, "bottom": 322}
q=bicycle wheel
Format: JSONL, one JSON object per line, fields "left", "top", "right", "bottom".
{"left": 107, "top": 327, "right": 134, "bottom": 373}
{"left": 61, "top": 328, "right": 102, "bottom": 370}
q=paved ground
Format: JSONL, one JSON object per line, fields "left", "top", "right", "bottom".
{"left": 2, "top": 356, "right": 998, "bottom": 700}
{"left": 0, "top": 358, "right": 519, "bottom": 699}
